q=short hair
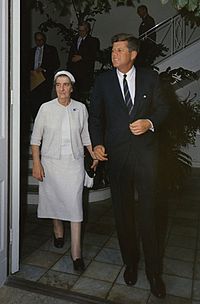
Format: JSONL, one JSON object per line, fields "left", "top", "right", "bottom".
{"left": 78, "top": 21, "right": 91, "bottom": 33}
{"left": 34, "top": 31, "right": 46, "bottom": 42}
{"left": 111, "top": 33, "right": 140, "bottom": 53}
{"left": 137, "top": 5, "right": 148, "bottom": 13}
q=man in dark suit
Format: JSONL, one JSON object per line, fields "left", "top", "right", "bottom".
{"left": 30, "top": 32, "right": 60, "bottom": 120}
{"left": 137, "top": 5, "right": 156, "bottom": 42}
{"left": 67, "top": 21, "right": 100, "bottom": 101}
{"left": 89, "top": 33, "right": 169, "bottom": 298}
{"left": 137, "top": 5, "right": 156, "bottom": 66}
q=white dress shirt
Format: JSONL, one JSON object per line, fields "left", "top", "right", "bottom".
{"left": 117, "top": 66, "right": 154, "bottom": 131}
{"left": 77, "top": 36, "right": 86, "bottom": 50}
{"left": 117, "top": 66, "right": 136, "bottom": 105}
{"left": 34, "top": 46, "right": 44, "bottom": 69}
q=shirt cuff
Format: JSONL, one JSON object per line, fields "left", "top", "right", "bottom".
{"left": 147, "top": 119, "right": 154, "bottom": 132}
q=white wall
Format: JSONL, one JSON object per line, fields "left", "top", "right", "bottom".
{"left": 157, "top": 40, "right": 200, "bottom": 74}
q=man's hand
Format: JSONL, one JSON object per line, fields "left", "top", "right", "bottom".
{"left": 129, "top": 119, "right": 151, "bottom": 135}
{"left": 72, "top": 55, "right": 82, "bottom": 62}
{"left": 94, "top": 145, "right": 108, "bottom": 161}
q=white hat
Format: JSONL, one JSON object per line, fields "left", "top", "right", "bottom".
{"left": 54, "top": 70, "right": 75, "bottom": 83}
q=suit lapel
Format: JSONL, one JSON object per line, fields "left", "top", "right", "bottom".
{"left": 129, "top": 67, "right": 143, "bottom": 121}
{"left": 78, "top": 35, "right": 90, "bottom": 51}
{"left": 41, "top": 44, "right": 47, "bottom": 66}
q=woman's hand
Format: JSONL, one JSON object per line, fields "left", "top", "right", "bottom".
{"left": 91, "top": 159, "right": 99, "bottom": 171}
{"left": 32, "top": 161, "right": 45, "bottom": 181}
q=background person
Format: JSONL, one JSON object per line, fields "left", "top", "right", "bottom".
{"left": 89, "top": 33, "right": 169, "bottom": 298}
{"left": 67, "top": 21, "right": 100, "bottom": 101}
{"left": 30, "top": 31, "right": 60, "bottom": 120}
{"left": 31, "top": 70, "right": 98, "bottom": 271}
{"left": 137, "top": 5, "right": 156, "bottom": 42}
{"left": 137, "top": 5, "right": 156, "bottom": 66}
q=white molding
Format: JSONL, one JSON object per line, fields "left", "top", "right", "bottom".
{"left": 0, "top": 0, "right": 8, "bottom": 287}
{"left": 10, "top": 0, "right": 20, "bottom": 274}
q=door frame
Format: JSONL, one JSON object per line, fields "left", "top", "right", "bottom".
{"left": 0, "top": 0, "right": 9, "bottom": 286}
{"left": 9, "top": 0, "right": 21, "bottom": 274}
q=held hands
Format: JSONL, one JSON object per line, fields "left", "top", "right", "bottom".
{"left": 129, "top": 119, "right": 151, "bottom": 136}
{"left": 94, "top": 145, "right": 108, "bottom": 161}
{"left": 32, "top": 161, "right": 45, "bottom": 182}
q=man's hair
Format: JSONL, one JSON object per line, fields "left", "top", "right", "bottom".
{"left": 34, "top": 31, "right": 46, "bottom": 42}
{"left": 111, "top": 33, "right": 140, "bottom": 52}
{"left": 78, "top": 21, "right": 91, "bottom": 33}
{"left": 137, "top": 5, "right": 148, "bottom": 13}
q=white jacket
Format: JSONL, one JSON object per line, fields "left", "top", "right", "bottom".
{"left": 30, "top": 98, "right": 91, "bottom": 159}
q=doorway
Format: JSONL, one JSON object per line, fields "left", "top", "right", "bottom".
{"left": 0, "top": 0, "right": 9, "bottom": 286}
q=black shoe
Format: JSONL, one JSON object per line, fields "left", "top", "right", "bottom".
{"left": 148, "top": 274, "right": 166, "bottom": 298}
{"left": 123, "top": 266, "right": 138, "bottom": 286}
{"left": 53, "top": 234, "right": 64, "bottom": 248}
{"left": 72, "top": 258, "right": 85, "bottom": 271}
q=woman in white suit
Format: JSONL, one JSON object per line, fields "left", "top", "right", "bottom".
{"left": 31, "top": 70, "right": 98, "bottom": 271}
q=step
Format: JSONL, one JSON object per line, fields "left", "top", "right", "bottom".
{"left": 28, "top": 184, "right": 38, "bottom": 193}
{"left": 27, "top": 193, "right": 39, "bottom": 205}
{"left": 28, "top": 174, "right": 39, "bottom": 186}
{"left": 88, "top": 187, "right": 111, "bottom": 203}
{"left": 28, "top": 158, "right": 33, "bottom": 169}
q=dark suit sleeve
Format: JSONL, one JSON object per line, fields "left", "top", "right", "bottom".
{"left": 148, "top": 72, "right": 169, "bottom": 130}
{"left": 89, "top": 75, "right": 105, "bottom": 148}
{"left": 82, "top": 37, "right": 100, "bottom": 62}
{"left": 30, "top": 48, "right": 36, "bottom": 70}
{"left": 68, "top": 36, "right": 100, "bottom": 65}
{"left": 41, "top": 45, "right": 60, "bottom": 79}
{"left": 67, "top": 38, "right": 77, "bottom": 68}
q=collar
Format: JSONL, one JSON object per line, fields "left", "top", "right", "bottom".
{"left": 117, "top": 66, "right": 135, "bottom": 80}
{"left": 37, "top": 45, "right": 44, "bottom": 50}
{"left": 78, "top": 35, "right": 87, "bottom": 41}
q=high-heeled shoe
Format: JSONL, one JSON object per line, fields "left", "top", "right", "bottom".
{"left": 53, "top": 233, "right": 64, "bottom": 248}
{"left": 72, "top": 257, "right": 85, "bottom": 271}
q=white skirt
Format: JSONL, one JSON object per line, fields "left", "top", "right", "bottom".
{"left": 38, "top": 155, "right": 84, "bottom": 222}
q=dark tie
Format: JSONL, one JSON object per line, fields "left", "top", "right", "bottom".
{"left": 123, "top": 74, "right": 133, "bottom": 115}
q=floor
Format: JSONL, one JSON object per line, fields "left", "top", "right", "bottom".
{"left": 3, "top": 169, "right": 200, "bottom": 304}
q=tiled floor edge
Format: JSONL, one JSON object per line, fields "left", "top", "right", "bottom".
{"left": 5, "top": 276, "right": 116, "bottom": 304}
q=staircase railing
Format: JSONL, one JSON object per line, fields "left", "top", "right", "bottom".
{"left": 139, "top": 13, "right": 200, "bottom": 64}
